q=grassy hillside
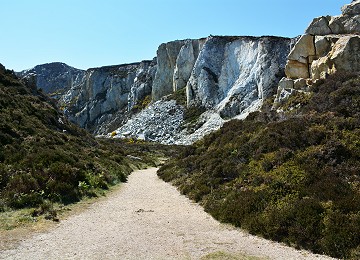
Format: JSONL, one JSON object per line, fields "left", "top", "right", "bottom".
{"left": 158, "top": 73, "right": 360, "bottom": 259}
{"left": 0, "top": 64, "right": 175, "bottom": 218}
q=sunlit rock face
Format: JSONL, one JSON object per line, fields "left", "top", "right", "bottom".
{"left": 19, "top": 35, "right": 293, "bottom": 143}
{"left": 151, "top": 39, "right": 205, "bottom": 101}
{"left": 109, "top": 36, "right": 293, "bottom": 144}
{"left": 274, "top": 0, "right": 360, "bottom": 107}
{"left": 186, "top": 36, "right": 293, "bottom": 119}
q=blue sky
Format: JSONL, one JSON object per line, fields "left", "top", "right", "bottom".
{"left": 0, "top": 0, "right": 349, "bottom": 71}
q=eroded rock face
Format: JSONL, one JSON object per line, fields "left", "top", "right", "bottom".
{"left": 173, "top": 39, "right": 205, "bottom": 92}
{"left": 151, "top": 39, "right": 206, "bottom": 100}
{"left": 151, "top": 40, "right": 186, "bottom": 101}
{"left": 105, "top": 35, "right": 292, "bottom": 144}
{"left": 187, "top": 36, "right": 293, "bottom": 118}
{"left": 64, "top": 61, "right": 157, "bottom": 132}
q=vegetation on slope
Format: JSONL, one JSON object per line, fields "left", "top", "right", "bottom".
{"left": 158, "top": 73, "right": 360, "bottom": 259}
{"left": 0, "top": 64, "right": 176, "bottom": 219}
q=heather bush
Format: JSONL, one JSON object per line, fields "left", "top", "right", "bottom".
{"left": 0, "top": 65, "right": 179, "bottom": 215}
{"left": 158, "top": 72, "right": 360, "bottom": 258}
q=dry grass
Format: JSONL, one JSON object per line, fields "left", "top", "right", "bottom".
{"left": 0, "top": 183, "right": 125, "bottom": 251}
{"left": 201, "top": 251, "right": 268, "bottom": 260}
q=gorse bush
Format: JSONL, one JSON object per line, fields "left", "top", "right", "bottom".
{"left": 133, "top": 95, "right": 152, "bottom": 110}
{"left": 158, "top": 72, "right": 360, "bottom": 259}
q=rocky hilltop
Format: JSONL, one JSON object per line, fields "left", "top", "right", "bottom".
{"left": 17, "top": 62, "right": 86, "bottom": 98}
{"left": 19, "top": 36, "right": 293, "bottom": 143}
{"left": 274, "top": 0, "right": 360, "bottom": 105}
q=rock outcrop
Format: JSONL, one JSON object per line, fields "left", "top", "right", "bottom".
{"left": 62, "top": 60, "right": 156, "bottom": 132}
{"left": 275, "top": 0, "right": 360, "bottom": 106}
{"left": 306, "top": 1, "right": 360, "bottom": 35}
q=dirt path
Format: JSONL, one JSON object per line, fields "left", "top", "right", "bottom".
{"left": 0, "top": 168, "right": 334, "bottom": 260}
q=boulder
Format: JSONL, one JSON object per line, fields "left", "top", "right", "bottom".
{"left": 315, "top": 36, "right": 333, "bottom": 57}
{"left": 288, "top": 34, "right": 316, "bottom": 63}
{"left": 330, "top": 35, "right": 360, "bottom": 72}
{"left": 285, "top": 60, "right": 310, "bottom": 79}
{"left": 311, "top": 56, "right": 333, "bottom": 79}
{"left": 294, "top": 78, "right": 307, "bottom": 90}
{"left": 305, "top": 16, "right": 333, "bottom": 35}
{"left": 311, "top": 35, "right": 360, "bottom": 79}
{"left": 278, "top": 77, "right": 294, "bottom": 89}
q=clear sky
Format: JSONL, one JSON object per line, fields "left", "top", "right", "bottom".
{"left": 0, "top": 0, "right": 349, "bottom": 71}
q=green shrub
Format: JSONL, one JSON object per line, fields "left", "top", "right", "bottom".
{"left": 0, "top": 64, "right": 177, "bottom": 213}
{"left": 159, "top": 72, "right": 360, "bottom": 258}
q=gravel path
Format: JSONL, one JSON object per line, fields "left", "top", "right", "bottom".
{"left": 0, "top": 168, "right": 334, "bottom": 260}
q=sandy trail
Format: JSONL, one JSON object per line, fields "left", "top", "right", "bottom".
{"left": 0, "top": 168, "right": 334, "bottom": 260}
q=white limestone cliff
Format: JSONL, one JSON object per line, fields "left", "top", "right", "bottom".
{"left": 187, "top": 36, "right": 293, "bottom": 119}
{"left": 110, "top": 36, "right": 293, "bottom": 144}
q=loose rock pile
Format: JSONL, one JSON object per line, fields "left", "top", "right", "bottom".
{"left": 110, "top": 100, "right": 184, "bottom": 144}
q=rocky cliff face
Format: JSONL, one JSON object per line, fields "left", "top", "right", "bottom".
{"left": 61, "top": 60, "right": 156, "bottom": 132}
{"left": 110, "top": 36, "right": 293, "bottom": 144}
{"left": 19, "top": 60, "right": 156, "bottom": 133}
{"left": 187, "top": 36, "right": 293, "bottom": 119}
{"left": 274, "top": 0, "right": 360, "bottom": 106}
{"left": 152, "top": 39, "right": 206, "bottom": 100}
{"left": 19, "top": 36, "right": 293, "bottom": 143}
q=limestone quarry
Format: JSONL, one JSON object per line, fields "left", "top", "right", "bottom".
{"left": 18, "top": 0, "right": 360, "bottom": 144}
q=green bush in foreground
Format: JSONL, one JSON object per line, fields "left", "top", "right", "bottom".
{"left": 0, "top": 65, "right": 131, "bottom": 211}
{"left": 158, "top": 73, "right": 360, "bottom": 259}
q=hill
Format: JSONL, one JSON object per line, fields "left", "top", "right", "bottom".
{"left": 0, "top": 64, "right": 171, "bottom": 218}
